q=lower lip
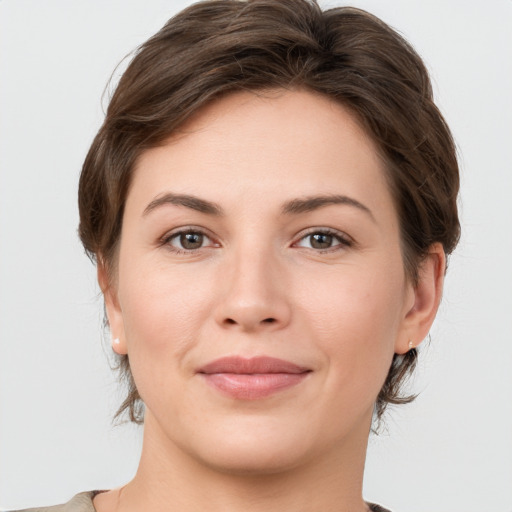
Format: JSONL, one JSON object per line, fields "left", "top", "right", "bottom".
{"left": 201, "top": 373, "right": 309, "bottom": 400}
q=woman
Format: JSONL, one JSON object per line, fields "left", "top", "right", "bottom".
{"left": 14, "top": 1, "right": 459, "bottom": 511}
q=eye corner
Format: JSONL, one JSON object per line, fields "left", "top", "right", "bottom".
{"left": 159, "top": 226, "right": 220, "bottom": 254}
{"left": 292, "top": 228, "right": 354, "bottom": 253}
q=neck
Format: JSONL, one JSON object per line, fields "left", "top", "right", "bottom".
{"left": 110, "top": 410, "right": 372, "bottom": 512}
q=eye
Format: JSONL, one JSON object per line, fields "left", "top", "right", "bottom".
{"left": 295, "top": 230, "right": 352, "bottom": 251}
{"left": 164, "top": 229, "right": 216, "bottom": 252}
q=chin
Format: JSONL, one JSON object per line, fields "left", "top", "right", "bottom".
{"left": 179, "top": 415, "right": 319, "bottom": 476}
{"left": 145, "top": 404, "right": 313, "bottom": 474}
{"left": 195, "top": 441, "right": 309, "bottom": 477}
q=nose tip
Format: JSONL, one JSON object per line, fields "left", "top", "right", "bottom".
{"left": 219, "top": 303, "right": 287, "bottom": 332}
{"left": 214, "top": 256, "right": 291, "bottom": 333}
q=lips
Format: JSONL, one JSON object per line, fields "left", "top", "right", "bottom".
{"left": 197, "top": 356, "right": 311, "bottom": 400}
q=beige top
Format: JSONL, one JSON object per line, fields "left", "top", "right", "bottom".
{"left": 10, "top": 491, "right": 102, "bottom": 512}
{"left": 11, "top": 491, "right": 391, "bottom": 512}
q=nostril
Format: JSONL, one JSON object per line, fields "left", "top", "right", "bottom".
{"left": 222, "top": 317, "right": 277, "bottom": 327}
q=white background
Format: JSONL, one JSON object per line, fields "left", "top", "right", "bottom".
{"left": 1, "top": 1, "right": 511, "bottom": 511}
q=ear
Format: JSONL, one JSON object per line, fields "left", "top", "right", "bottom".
{"left": 97, "top": 262, "right": 128, "bottom": 355}
{"left": 395, "top": 243, "right": 446, "bottom": 354}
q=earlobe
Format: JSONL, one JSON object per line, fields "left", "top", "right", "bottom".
{"left": 395, "top": 243, "right": 446, "bottom": 354}
{"left": 97, "top": 263, "right": 128, "bottom": 355}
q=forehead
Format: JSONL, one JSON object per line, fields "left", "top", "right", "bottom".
{"left": 129, "top": 89, "right": 395, "bottom": 221}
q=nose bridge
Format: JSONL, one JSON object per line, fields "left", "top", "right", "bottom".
{"left": 216, "top": 237, "right": 291, "bottom": 331}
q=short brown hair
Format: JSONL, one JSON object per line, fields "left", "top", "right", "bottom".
{"left": 79, "top": 0, "right": 460, "bottom": 424}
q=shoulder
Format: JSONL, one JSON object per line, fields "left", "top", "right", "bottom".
{"left": 368, "top": 503, "right": 392, "bottom": 512}
{"left": 10, "top": 493, "right": 390, "bottom": 512}
{"left": 8, "top": 491, "right": 101, "bottom": 512}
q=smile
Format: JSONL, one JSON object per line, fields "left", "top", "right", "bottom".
{"left": 197, "top": 356, "right": 312, "bottom": 400}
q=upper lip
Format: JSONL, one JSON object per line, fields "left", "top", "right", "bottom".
{"left": 198, "top": 356, "right": 310, "bottom": 375}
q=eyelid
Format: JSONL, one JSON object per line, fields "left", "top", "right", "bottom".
{"left": 158, "top": 225, "right": 353, "bottom": 254}
{"left": 292, "top": 227, "right": 354, "bottom": 251}
{"left": 159, "top": 225, "right": 220, "bottom": 251}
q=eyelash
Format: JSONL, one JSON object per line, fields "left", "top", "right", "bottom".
{"left": 293, "top": 228, "right": 354, "bottom": 253}
{"left": 160, "top": 227, "right": 218, "bottom": 255}
{"left": 160, "top": 227, "right": 354, "bottom": 255}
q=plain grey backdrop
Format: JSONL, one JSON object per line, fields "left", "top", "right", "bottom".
{"left": 1, "top": 1, "right": 511, "bottom": 511}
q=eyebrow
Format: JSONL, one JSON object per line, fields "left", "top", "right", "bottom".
{"left": 143, "top": 193, "right": 224, "bottom": 217}
{"left": 142, "top": 192, "right": 375, "bottom": 222}
{"left": 282, "top": 194, "right": 375, "bottom": 221}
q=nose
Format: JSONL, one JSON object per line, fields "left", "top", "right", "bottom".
{"left": 214, "top": 245, "right": 292, "bottom": 333}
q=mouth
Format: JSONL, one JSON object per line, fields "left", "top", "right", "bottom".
{"left": 197, "top": 356, "right": 312, "bottom": 400}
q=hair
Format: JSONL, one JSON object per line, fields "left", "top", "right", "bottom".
{"left": 78, "top": 0, "right": 460, "bottom": 424}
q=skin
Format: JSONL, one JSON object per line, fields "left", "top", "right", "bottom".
{"left": 95, "top": 89, "right": 445, "bottom": 512}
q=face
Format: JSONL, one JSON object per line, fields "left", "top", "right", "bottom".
{"left": 105, "top": 89, "right": 422, "bottom": 474}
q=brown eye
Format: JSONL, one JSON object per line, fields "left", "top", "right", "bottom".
{"left": 295, "top": 230, "right": 351, "bottom": 251}
{"left": 180, "top": 232, "right": 203, "bottom": 249}
{"left": 309, "top": 233, "right": 333, "bottom": 249}
{"left": 168, "top": 231, "right": 211, "bottom": 251}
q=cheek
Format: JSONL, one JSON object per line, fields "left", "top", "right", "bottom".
{"left": 297, "top": 261, "right": 405, "bottom": 381}
{"left": 116, "top": 263, "right": 219, "bottom": 414}
{"left": 117, "top": 261, "right": 215, "bottom": 366}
